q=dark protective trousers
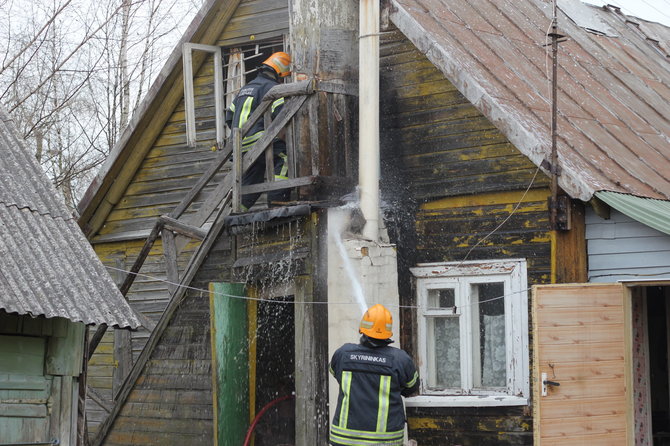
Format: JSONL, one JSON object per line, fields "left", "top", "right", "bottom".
{"left": 241, "top": 140, "right": 289, "bottom": 210}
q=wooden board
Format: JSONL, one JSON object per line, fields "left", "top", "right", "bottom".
{"left": 533, "top": 283, "right": 631, "bottom": 445}
{"left": 209, "top": 282, "right": 248, "bottom": 446}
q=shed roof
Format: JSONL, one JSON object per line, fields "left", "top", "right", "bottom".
{"left": 0, "top": 109, "right": 141, "bottom": 328}
{"left": 389, "top": 0, "right": 670, "bottom": 201}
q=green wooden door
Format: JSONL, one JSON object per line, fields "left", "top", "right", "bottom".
{"left": 0, "top": 335, "right": 52, "bottom": 443}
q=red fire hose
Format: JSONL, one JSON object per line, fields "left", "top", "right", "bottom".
{"left": 242, "top": 394, "right": 295, "bottom": 446}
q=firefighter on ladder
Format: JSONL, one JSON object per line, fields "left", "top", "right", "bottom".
{"left": 225, "top": 51, "right": 291, "bottom": 211}
{"left": 329, "top": 304, "right": 419, "bottom": 446}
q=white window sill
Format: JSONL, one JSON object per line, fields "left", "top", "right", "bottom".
{"left": 403, "top": 395, "right": 529, "bottom": 407}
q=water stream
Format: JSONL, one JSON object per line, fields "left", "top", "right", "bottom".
{"left": 330, "top": 207, "right": 368, "bottom": 316}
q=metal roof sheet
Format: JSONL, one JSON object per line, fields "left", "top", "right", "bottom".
{"left": 0, "top": 109, "right": 141, "bottom": 328}
{"left": 596, "top": 190, "right": 670, "bottom": 236}
{"left": 389, "top": 0, "right": 670, "bottom": 201}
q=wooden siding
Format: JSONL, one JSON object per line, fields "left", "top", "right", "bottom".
{"left": 379, "top": 28, "right": 550, "bottom": 446}
{"left": 217, "top": 0, "right": 288, "bottom": 46}
{"left": 0, "top": 314, "right": 84, "bottom": 446}
{"left": 96, "top": 57, "right": 224, "bottom": 240}
{"left": 379, "top": 29, "right": 547, "bottom": 203}
{"left": 586, "top": 207, "right": 670, "bottom": 282}
{"left": 408, "top": 406, "right": 532, "bottom": 445}
{"left": 101, "top": 233, "right": 233, "bottom": 446}
{"left": 415, "top": 189, "right": 552, "bottom": 284}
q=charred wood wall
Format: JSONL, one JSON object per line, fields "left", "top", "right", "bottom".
{"left": 380, "top": 28, "right": 551, "bottom": 445}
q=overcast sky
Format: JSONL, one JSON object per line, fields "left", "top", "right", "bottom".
{"left": 585, "top": 0, "right": 670, "bottom": 26}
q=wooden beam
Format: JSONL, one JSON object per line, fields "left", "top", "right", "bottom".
{"left": 168, "top": 147, "right": 233, "bottom": 219}
{"left": 119, "top": 219, "right": 164, "bottom": 296}
{"left": 161, "top": 215, "right": 208, "bottom": 240}
{"left": 308, "top": 95, "right": 320, "bottom": 176}
{"left": 554, "top": 200, "right": 587, "bottom": 283}
{"left": 90, "top": 200, "right": 233, "bottom": 446}
{"left": 232, "top": 128, "right": 242, "bottom": 213}
{"left": 87, "top": 386, "right": 112, "bottom": 414}
{"left": 317, "top": 80, "right": 358, "bottom": 96}
{"left": 183, "top": 42, "right": 196, "bottom": 147}
{"left": 589, "top": 195, "right": 611, "bottom": 220}
{"left": 87, "top": 324, "right": 108, "bottom": 363}
{"left": 264, "top": 109, "right": 274, "bottom": 185}
{"left": 240, "top": 176, "right": 318, "bottom": 195}
{"left": 162, "top": 230, "right": 179, "bottom": 295}
{"left": 112, "top": 255, "right": 132, "bottom": 400}
{"left": 294, "top": 211, "right": 330, "bottom": 444}
{"left": 88, "top": 219, "right": 164, "bottom": 357}
{"left": 286, "top": 119, "right": 296, "bottom": 179}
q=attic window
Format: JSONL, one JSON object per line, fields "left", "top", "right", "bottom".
{"left": 182, "top": 37, "right": 285, "bottom": 148}
{"left": 559, "top": 0, "right": 618, "bottom": 37}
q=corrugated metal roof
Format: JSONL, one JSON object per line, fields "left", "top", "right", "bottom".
{"left": 389, "top": 0, "right": 670, "bottom": 201}
{"left": 596, "top": 191, "right": 670, "bottom": 236}
{"left": 0, "top": 109, "right": 141, "bottom": 328}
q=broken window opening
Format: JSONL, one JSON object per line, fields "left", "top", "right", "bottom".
{"left": 182, "top": 37, "right": 285, "bottom": 148}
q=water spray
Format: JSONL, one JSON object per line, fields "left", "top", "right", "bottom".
{"left": 329, "top": 203, "right": 369, "bottom": 315}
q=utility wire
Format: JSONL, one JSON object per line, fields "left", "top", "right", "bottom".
{"left": 102, "top": 139, "right": 544, "bottom": 313}
{"left": 103, "top": 265, "right": 529, "bottom": 311}
{"left": 633, "top": 0, "right": 670, "bottom": 23}
{"left": 458, "top": 166, "right": 541, "bottom": 264}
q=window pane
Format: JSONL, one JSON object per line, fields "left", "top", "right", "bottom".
{"left": 428, "top": 288, "right": 455, "bottom": 309}
{"left": 473, "top": 282, "right": 506, "bottom": 388}
{"left": 428, "top": 316, "right": 460, "bottom": 388}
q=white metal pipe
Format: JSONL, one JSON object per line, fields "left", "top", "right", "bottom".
{"left": 359, "top": 0, "right": 380, "bottom": 241}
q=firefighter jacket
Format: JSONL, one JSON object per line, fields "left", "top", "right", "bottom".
{"left": 225, "top": 70, "right": 285, "bottom": 150}
{"left": 329, "top": 338, "right": 419, "bottom": 446}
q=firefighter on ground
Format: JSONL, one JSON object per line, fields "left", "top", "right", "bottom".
{"left": 329, "top": 304, "right": 419, "bottom": 446}
{"left": 225, "top": 51, "right": 291, "bottom": 211}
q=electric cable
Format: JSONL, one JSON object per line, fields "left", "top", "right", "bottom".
{"left": 457, "top": 166, "right": 541, "bottom": 265}
{"left": 103, "top": 264, "right": 529, "bottom": 311}
{"left": 634, "top": 0, "right": 670, "bottom": 23}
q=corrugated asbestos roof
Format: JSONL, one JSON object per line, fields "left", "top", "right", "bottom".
{"left": 389, "top": 0, "right": 670, "bottom": 201}
{"left": 0, "top": 109, "right": 141, "bottom": 328}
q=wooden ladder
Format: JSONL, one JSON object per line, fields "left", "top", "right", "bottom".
{"left": 87, "top": 79, "right": 317, "bottom": 446}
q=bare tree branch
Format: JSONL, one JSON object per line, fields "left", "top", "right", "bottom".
{"left": 0, "top": 0, "right": 73, "bottom": 75}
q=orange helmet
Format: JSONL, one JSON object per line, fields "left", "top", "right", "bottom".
{"left": 359, "top": 304, "right": 393, "bottom": 340}
{"left": 263, "top": 51, "right": 291, "bottom": 77}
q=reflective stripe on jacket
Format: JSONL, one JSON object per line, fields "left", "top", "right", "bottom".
{"left": 329, "top": 342, "right": 419, "bottom": 446}
{"left": 225, "top": 71, "right": 284, "bottom": 151}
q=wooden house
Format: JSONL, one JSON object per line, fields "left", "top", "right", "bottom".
{"left": 0, "top": 108, "right": 141, "bottom": 446}
{"left": 76, "top": 0, "right": 670, "bottom": 445}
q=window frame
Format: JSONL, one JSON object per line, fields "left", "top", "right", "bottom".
{"left": 407, "top": 259, "right": 529, "bottom": 407}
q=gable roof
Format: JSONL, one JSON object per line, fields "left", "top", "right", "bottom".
{"left": 0, "top": 109, "right": 141, "bottom": 328}
{"left": 389, "top": 0, "right": 670, "bottom": 202}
